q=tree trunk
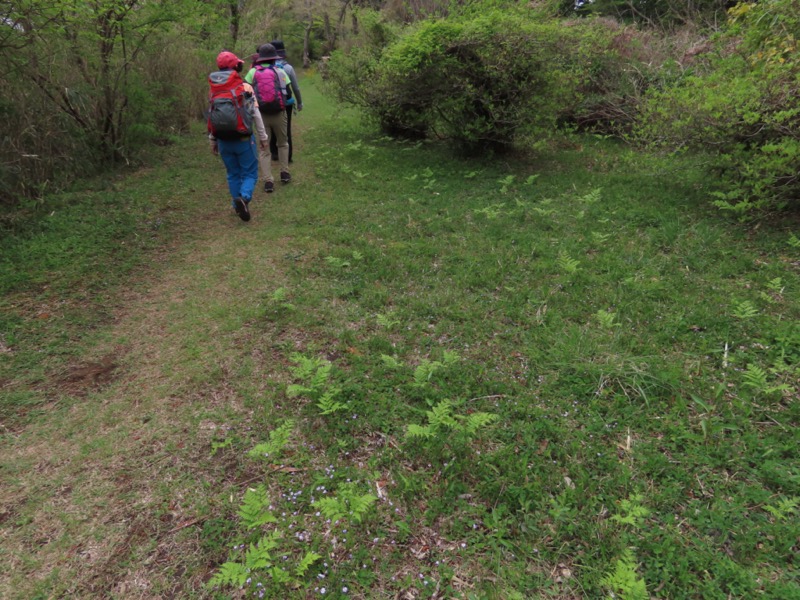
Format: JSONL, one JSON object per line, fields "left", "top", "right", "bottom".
{"left": 303, "top": 23, "right": 312, "bottom": 68}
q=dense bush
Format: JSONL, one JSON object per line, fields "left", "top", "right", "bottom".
{"left": 325, "top": 11, "right": 684, "bottom": 150}
{"left": 637, "top": 0, "right": 800, "bottom": 215}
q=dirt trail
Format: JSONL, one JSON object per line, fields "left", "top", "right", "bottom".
{"left": 0, "top": 136, "right": 307, "bottom": 598}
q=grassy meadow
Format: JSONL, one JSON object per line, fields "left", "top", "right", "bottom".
{"left": 1, "top": 77, "right": 798, "bottom": 599}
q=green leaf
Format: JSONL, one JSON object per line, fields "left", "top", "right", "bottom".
{"left": 296, "top": 551, "right": 322, "bottom": 577}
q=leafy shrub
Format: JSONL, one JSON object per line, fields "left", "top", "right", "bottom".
{"left": 326, "top": 11, "right": 689, "bottom": 150}
{"left": 328, "top": 13, "right": 583, "bottom": 152}
{"left": 637, "top": 0, "right": 800, "bottom": 214}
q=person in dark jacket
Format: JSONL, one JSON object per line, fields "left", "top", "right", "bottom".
{"left": 269, "top": 40, "right": 302, "bottom": 164}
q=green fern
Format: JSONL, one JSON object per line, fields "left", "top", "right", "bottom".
{"left": 579, "top": 188, "right": 602, "bottom": 204}
{"left": 557, "top": 250, "right": 580, "bottom": 274}
{"left": 324, "top": 256, "right": 351, "bottom": 268}
{"left": 376, "top": 312, "right": 400, "bottom": 330}
{"left": 413, "top": 359, "right": 442, "bottom": 387}
{"left": 600, "top": 549, "right": 648, "bottom": 600}
{"left": 429, "top": 398, "right": 460, "bottom": 429}
{"left": 380, "top": 354, "right": 402, "bottom": 369}
{"left": 295, "top": 551, "right": 322, "bottom": 577}
{"left": 248, "top": 420, "right": 294, "bottom": 460}
{"left": 766, "top": 277, "right": 785, "bottom": 293}
{"left": 742, "top": 363, "right": 791, "bottom": 395}
{"left": 524, "top": 174, "right": 539, "bottom": 185}
{"left": 611, "top": 494, "right": 651, "bottom": 528}
{"left": 289, "top": 353, "right": 328, "bottom": 380}
{"left": 244, "top": 533, "right": 281, "bottom": 570}
{"left": 474, "top": 204, "right": 506, "bottom": 219}
{"left": 406, "top": 399, "right": 498, "bottom": 440}
{"left": 208, "top": 561, "right": 249, "bottom": 588}
{"left": 442, "top": 350, "right": 460, "bottom": 365}
{"left": 591, "top": 231, "right": 611, "bottom": 244}
{"left": 238, "top": 485, "right": 277, "bottom": 529}
{"left": 406, "top": 423, "right": 434, "bottom": 438}
{"left": 464, "top": 412, "right": 500, "bottom": 435}
{"left": 731, "top": 300, "right": 759, "bottom": 319}
{"left": 788, "top": 233, "right": 800, "bottom": 248}
{"left": 764, "top": 496, "right": 800, "bottom": 521}
{"left": 743, "top": 363, "right": 769, "bottom": 390}
{"left": 595, "top": 309, "right": 620, "bottom": 329}
{"left": 317, "top": 388, "right": 346, "bottom": 415}
{"left": 497, "top": 174, "right": 516, "bottom": 193}
{"left": 314, "top": 485, "right": 377, "bottom": 524}
{"left": 287, "top": 354, "right": 332, "bottom": 399}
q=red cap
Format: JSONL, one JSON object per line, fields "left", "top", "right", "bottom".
{"left": 216, "top": 51, "right": 243, "bottom": 70}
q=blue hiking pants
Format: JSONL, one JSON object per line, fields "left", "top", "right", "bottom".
{"left": 218, "top": 137, "right": 259, "bottom": 206}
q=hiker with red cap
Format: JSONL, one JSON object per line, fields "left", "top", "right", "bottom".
{"left": 207, "top": 51, "right": 269, "bottom": 221}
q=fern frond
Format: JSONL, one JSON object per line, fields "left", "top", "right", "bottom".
{"left": 764, "top": 496, "right": 800, "bottom": 521}
{"left": 324, "top": 256, "right": 351, "bottom": 268}
{"left": 296, "top": 551, "right": 322, "bottom": 577}
{"left": 348, "top": 493, "right": 377, "bottom": 522}
{"left": 595, "top": 309, "right": 620, "bottom": 329}
{"left": 413, "top": 359, "right": 442, "bottom": 387}
{"left": 317, "top": 388, "right": 346, "bottom": 415}
{"left": 732, "top": 300, "right": 759, "bottom": 319}
{"left": 742, "top": 364, "right": 769, "bottom": 390}
{"left": 442, "top": 350, "right": 460, "bottom": 366}
{"left": 579, "top": 188, "right": 602, "bottom": 204}
{"left": 376, "top": 313, "right": 400, "bottom": 330}
{"left": 314, "top": 497, "right": 347, "bottom": 523}
{"left": 244, "top": 542, "right": 273, "bottom": 571}
{"left": 238, "top": 486, "right": 277, "bottom": 529}
{"left": 766, "top": 277, "right": 784, "bottom": 293}
{"left": 428, "top": 399, "right": 459, "bottom": 430}
{"left": 380, "top": 354, "right": 402, "bottom": 369}
{"left": 208, "top": 561, "right": 249, "bottom": 588}
{"left": 406, "top": 423, "right": 433, "bottom": 438}
{"left": 557, "top": 250, "right": 580, "bottom": 274}
{"left": 600, "top": 549, "right": 648, "bottom": 600}
{"left": 270, "top": 566, "right": 292, "bottom": 584}
{"left": 309, "top": 362, "right": 332, "bottom": 390}
{"left": 248, "top": 420, "right": 294, "bottom": 459}
{"left": 463, "top": 412, "right": 499, "bottom": 435}
{"left": 611, "top": 494, "right": 651, "bottom": 528}
{"left": 286, "top": 383, "right": 313, "bottom": 398}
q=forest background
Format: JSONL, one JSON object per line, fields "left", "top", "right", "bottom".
{"left": 1, "top": 1, "right": 800, "bottom": 599}
{"left": 1, "top": 0, "right": 800, "bottom": 219}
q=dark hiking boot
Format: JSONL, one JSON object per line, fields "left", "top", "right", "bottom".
{"left": 280, "top": 171, "right": 291, "bottom": 184}
{"left": 234, "top": 197, "right": 250, "bottom": 221}
{"left": 264, "top": 180, "right": 274, "bottom": 193}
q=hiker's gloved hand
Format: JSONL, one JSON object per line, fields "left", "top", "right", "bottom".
{"left": 297, "top": 103, "right": 303, "bottom": 112}
{"left": 211, "top": 141, "right": 219, "bottom": 155}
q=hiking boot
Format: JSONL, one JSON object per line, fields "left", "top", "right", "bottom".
{"left": 280, "top": 171, "right": 291, "bottom": 184}
{"left": 234, "top": 197, "right": 250, "bottom": 221}
{"left": 264, "top": 180, "right": 274, "bottom": 193}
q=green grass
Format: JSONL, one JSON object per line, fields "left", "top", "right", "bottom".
{"left": 1, "top": 76, "right": 799, "bottom": 599}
